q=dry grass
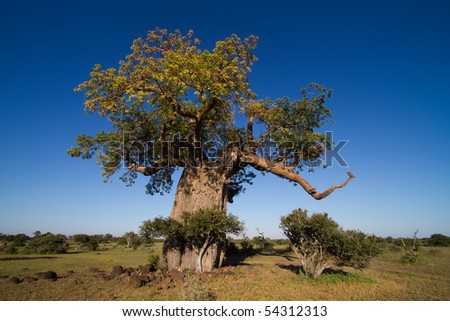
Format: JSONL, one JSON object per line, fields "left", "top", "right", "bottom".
{"left": 1, "top": 244, "right": 449, "bottom": 301}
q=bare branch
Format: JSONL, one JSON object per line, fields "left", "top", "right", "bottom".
{"left": 241, "top": 152, "right": 355, "bottom": 200}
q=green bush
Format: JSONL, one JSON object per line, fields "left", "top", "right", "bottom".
{"left": 252, "top": 236, "right": 273, "bottom": 251}
{"left": 148, "top": 254, "right": 160, "bottom": 267}
{"left": 239, "top": 237, "right": 254, "bottom": 253}
{"left": 280, "top": 208, "right": 382, "bottom": 278}
{"left": 427, "top": 234, "right": 450, "bottom": 247}
{"left": 72, "top": 234, "right": 99, "bottom": 251}
{"left": 25, "top": 233, "right": 69, "bottom": 254}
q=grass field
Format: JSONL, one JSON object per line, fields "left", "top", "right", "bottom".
{"left": 1, "top": 244, "right": 449, "bottom": 300}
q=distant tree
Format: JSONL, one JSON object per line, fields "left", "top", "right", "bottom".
{"left": 11, "top": 233, "right": 30, "bottom": 247}
{"left": 25, "top": 233, "right": 69, "bottom": 254}
{"left": 0, "top": 233, "right": 31, "bottom": 254}
{"left": 140, "top": 207, "right": 243, "bottom": 272}
{"left": 123, "top": 231, "right": 143, "bottom": 249}
{"left": 68, "top": 28, "right": 354, "bottom": 271}
{"left": 103, "top": 233, "right": 113, "bottom": 242}
{"left": 72, "top": 234, "right": 99, "bottom": 251}
{"left": 427, "top": 234, "right": 450, "bottom": 247}
{"left": 252, "top": 228, "right": 273, "bottom": 250}
{"left": 280, "top": 208, "right": 382, "bottom": 278}
{"left": 399, "top": 229, "right": 421, "bottom": 264}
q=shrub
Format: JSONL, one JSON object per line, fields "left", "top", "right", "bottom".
{"left": 252, "top": 236, "right": 273, "bottom": 251}
{"left": 72, "top": 234, "right": 99, "bottom": 251}
{"left": 239, "top": 236, "right": 254, "bottom": 253}
{"left": 399, "top": 230, "right": 421, "bottom": 264}
{"left": 25, "top": 233, "right": 69, "bottom": 254}
{"left": 280, "top": 208, "right": 382, "bottom": 278}
{"left": 148, "top": 254, "right": 160, "bottom": 267}
{"left": 123, "top": 231, "right": 143, "bottom": 250}
{"left": 427, "top": 234, "right": 450, "bottom": 247}
{"left": 140, "top": 207, "right": 244, "bottom": 273}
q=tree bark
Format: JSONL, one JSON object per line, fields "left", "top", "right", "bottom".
{"left": 164, "top": 166, "right": 228, "bottom": 272}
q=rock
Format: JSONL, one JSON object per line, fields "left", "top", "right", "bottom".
{"left": 97, "top": 273, "right": 110, "bottom": 281}
{"left": 141, "top": 264, "right": 157, "bottom": 274}
{"left": 155, "top": 269, "right": 165, "bottom": 277}
{"left": 35, "top": 271, "right": 58, "bottom": 281}
{"left": 139, "top": 275, "right": 150, "bottom": 284}
{"left": 21, "top": 276, "right": 38, "bottom": 283}
{"left": 169, "top": 269, "right": 185, "bottom": 282}
{"left": 147, "top": 272, "right": 157, "bottom": 282}
{"left": 129, "top": 275, "right": 144, "bottom": 288}
{"left": 110, "top": 265, "right": 124, "bottom": 278}
{"left": 89, "top": 267, "right": 100, "bottom": 273}
{"left": 7, "top": 277, "right": 21, "bottom": 284}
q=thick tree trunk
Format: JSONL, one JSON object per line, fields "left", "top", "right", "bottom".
{"left": 164, "top": 166, "right": 228, "bottom": 272}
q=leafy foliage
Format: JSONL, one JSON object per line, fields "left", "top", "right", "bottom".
{"left": 122, "top": 231, "right": 144, "bottom": 250}
{"left": 280, "top": 209, "right": 382, "bottom": 278}
{"left": 72, "top": 234, "right": 99, "bottom": 251}
{"left": 427, "top": 234, "right": 450, "bottom": 247}
{"left": 140, "top": 207, "right": 243, "bottom": 272}
{"left": 140, "top": 216, "right": 183, "bottom": 240}
{"left": 25, "top": 233, "right": 69, "bottom": 254}
{"left": 68, "top": 29, "right": 336, "bottom": 198}
{"left": 180, "top": 207, "right": 243, "bottom": 249}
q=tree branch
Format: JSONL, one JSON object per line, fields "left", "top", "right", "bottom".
{"left": 125, "top": 146, "right": 164, "bottom": 176}
{"left": 128, "top": 163, "right": 163, "bottom": 176}
{"left": 247, "top": 114, "right": 255, "bottom": 141}
{"left": 241, "top": 152, "right": 355, "bottom": 200}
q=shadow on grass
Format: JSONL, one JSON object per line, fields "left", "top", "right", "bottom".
{"left": 224, "top": 246, "right": 296, "bottom": 266}
{"left": 223, "top": 251, "right": 257, "bottom": 266}
{"left": 277, "top": 264, "right": 348, "bottom": 276}
{"left": 276, "top": 264, "right": 375, "bottom": 283}
{"left": 0, "top": 256, "right": 60, "bottom": 261}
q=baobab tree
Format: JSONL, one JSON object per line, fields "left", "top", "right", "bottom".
{"left": 68, "top": 29, "right": 354, "bottom": 271}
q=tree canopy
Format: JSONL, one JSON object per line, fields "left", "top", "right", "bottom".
{"left": 68, "top": 28, "right": 354, "bottom": 202}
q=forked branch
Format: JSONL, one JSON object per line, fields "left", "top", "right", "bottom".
{"left": 241, "top": 153, "right": 355, "bottom": 200}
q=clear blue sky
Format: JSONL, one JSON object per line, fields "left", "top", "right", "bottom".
{"left": 1, "top": 0, "right": 449, "bottom": 239}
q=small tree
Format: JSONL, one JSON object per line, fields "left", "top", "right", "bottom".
{"left": 72, "top": 234, "right": 99, "bottom": 251}
{"left": 181, "top": 207, "right": 244, "bottom": 272}
{"left": 280, "top": 208, "right": 381, "bottom": 278}
{"left": 140, "top": 207, "right": 243, "bottom": 272}
{"left": 123, "top": 231, "right": 142, "bottom": 249}
{"left": 400, "top": 229, "right": 420, "bottom": 263}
